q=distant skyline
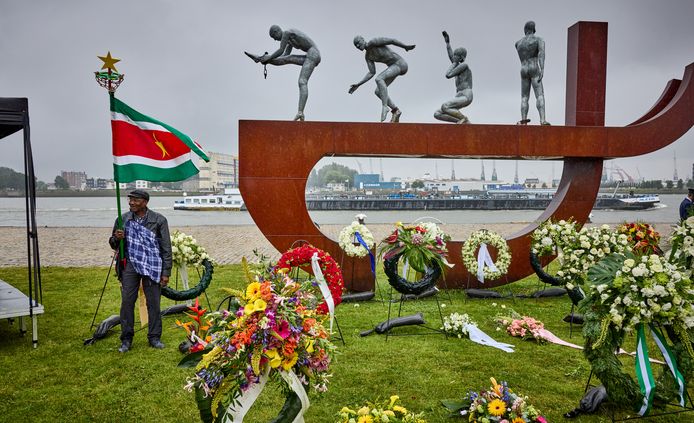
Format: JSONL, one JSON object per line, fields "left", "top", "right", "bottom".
{"left": 1, "top": 1, "right": 693, "bottom": 183}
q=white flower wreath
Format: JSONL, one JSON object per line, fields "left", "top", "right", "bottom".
{"left": 338, "top": 221, "right": 375, "bottom": 257}
{"left": 171, "top": 231, "right": 212, "bottom": 268}
{"left": 462, "top": 229, "right": 511, "bottom": 280}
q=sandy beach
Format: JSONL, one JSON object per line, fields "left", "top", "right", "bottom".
{"left": 0, "top": 222, "right": 676, "bottom": 267}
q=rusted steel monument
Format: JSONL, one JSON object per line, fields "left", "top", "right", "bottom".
{"left": 239, "top": 22, "right": 694, "bottom": 291}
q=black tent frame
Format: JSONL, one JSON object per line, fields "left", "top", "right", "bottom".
{"left": 0, "top": 97, "right": 43, "bottom": 347}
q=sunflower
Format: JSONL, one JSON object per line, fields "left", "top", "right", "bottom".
{"left": 357, "top": 416, "right": 373, "bottom": 423}
{"left": 512, "top": 417, "right": 526, "bottom": 423}
{"left": 487, "top": 398, "right": 507, "bottom": 417}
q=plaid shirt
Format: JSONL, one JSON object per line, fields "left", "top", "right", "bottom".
{"left": 125, "top": 217, "right": 162, "bottom": 283}
{"left": 110, "top": 210, "right": 172, "bottom": 283}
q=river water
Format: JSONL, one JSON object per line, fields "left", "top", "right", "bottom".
{"left": 0, "top": 194, "right": 681, "bottom": 227}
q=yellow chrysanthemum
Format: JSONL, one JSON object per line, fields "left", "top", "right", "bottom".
{"left": 393, "top": 405, "right": 408, "bottom": 415}
{"left": 512, "top": 417, "right": 526, "bottom": 423}
{"left": 245, "top": 282, "right": 261, "bottom": 300}
{"left": 487, "top": 398, "right": 507, "bottom": 417}
{"left": 357, "top": 416, "right": 373, "bottom": 423}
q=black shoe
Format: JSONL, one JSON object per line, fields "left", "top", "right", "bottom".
{"left": 149, "top": 339, "right": 165, "bottom": 349}
{"left": 118, "top": 341, "right": 131, "bottom": 353}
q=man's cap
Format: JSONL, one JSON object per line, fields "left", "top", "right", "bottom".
{"left": 689, "top": 188, "right": 694, "bottom": 195}
{"left": 127, "top": 189, "right": 150, "bottom": 201}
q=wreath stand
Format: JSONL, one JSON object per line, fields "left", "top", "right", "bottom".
{"left": 286, "top": 240, "right": 345, "bottom": 346}
{"left": 580, "top": 351, "right": 694, "bottom": 422}
{"left": 464, "top": 272, "right": 514, "bottom": 304}
{"left": 339, "top": 249, "right": 382, "bottom": 305}
{"left": 382, "top": 255, "right": 446, "bottom": 342}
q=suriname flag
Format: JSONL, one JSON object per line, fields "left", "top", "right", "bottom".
{"left": 110, "top": 96, "right": 209, "bottom": 183}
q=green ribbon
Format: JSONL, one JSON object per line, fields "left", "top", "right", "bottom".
{"left": 634, "top": 323, "right": 686, "bottom": 416}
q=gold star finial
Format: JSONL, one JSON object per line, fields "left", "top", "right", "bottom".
{"left": 98, "top": 51, "right": 120, "bottom": 73}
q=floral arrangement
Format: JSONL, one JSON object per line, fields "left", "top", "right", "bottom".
{"left": 441, "top": 312, "right": 477, "bottom": 338}
{"left": 183, "top": 263, "right": 336, "bottom": 421}
{"left": 276, "top": 244, "right": 344, "bottom": 314}
{"left": 580, "top": 251, "right": 694, "bottom": 410}
{"left": 616, "top": 221, "right": 662, "bottom": 256}
{"left": 336, "top": 395, "right": 427, "bottom": 423}
{"left": 171, "top": 230, "right": 213, "bottom": 268}
{"left": 585, "top": 252, "right": 694, "bottom": 338}
{"left": 461, "top": 229, "right": 512, "bottom": 281}
{"left": 379, "top": 221, "right": 451, "bottom": 274}
{"left": 338, "top": 221, "right": 375, "bottom": 258}
{"left": 530, "top": 218, "right": 580, "bottom": 257}
{"left": 497, "top": 315, "right": 548, "bottom": 344}
{"left": 175, "top": 298, "right": 210, "bottom": 353}
{"left": 442, "top": 378, "right": 546, "bottom": 422}
{"left": 669, "top": 216, "right": 694, "bottom": 271}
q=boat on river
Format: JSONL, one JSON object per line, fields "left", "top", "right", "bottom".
{"left": 173, "top": 188, "right": 246, "bottom": 211}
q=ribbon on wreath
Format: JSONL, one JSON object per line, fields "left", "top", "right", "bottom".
{"left": 224, "top": 367, "right": 309, "bottom": 422}
{"left": 635, "top": 323, "right": 685, "bottom": 416}
{"left": 311, "top": 252, "right": 335, "bottom": 333}
{"left": 463, "top": 323, "right": 515, "bottom": 353}
{"left": 354, "top": 231, "right": 376, "bottom": 275}
{"left": 476, "top": 243, "right": 498, "bottom": 283}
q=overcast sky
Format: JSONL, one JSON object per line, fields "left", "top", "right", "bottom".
{"left": 1, "top": 0, "right": 693, "bottom": 184}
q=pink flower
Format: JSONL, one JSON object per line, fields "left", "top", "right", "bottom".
{"left": 537, "top": 416, "right": 547, "bottom": 423}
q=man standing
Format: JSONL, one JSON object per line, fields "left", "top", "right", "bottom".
{"left": 515, "top": 21, "right": 550, "bottom": 125}
{"left": 245, "top": 25, "right": 321, "bottom": 122}
{"left": 349, "top": 35, "right": 415, "bottom": 123}
{"left": 679, "top": 188, "right": 694, "bottom": 221}
{"left": 434, "top": 31, "right": 473, "bottom": 124}
{"left": 109, "top": 189, "right": 171, "bottom": 352}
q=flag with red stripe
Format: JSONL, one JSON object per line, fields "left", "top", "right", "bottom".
{"left": 110, "top": 96, "right": 209, "bottom": 183}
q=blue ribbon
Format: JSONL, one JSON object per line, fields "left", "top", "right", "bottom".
{"left": 355, "top": 231, "right": 376, "bottom": 275}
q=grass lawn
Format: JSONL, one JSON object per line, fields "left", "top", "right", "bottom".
{"left": 0, "top": 264, "right": 692, "bottom": 422}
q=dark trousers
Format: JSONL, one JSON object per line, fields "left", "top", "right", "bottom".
{"left": 120, "top": 261, "right": 162, "bottom": 343}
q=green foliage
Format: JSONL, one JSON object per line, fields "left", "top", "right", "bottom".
{"left": 411, "top": 179, "right": 424, "bottom": 189}
{"left": 0, "top": 166, "right": 26, "bottom": 190}
{"left": 0, "top": 265, "right": 691, "bottom": 422}
{"left": 54, "top": 175, "right": 70, "bottom": 189}
{"left": 316, "top": 162, "right": 357, "bottom": 187}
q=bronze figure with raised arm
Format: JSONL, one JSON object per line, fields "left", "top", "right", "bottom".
{"left": 434, "top": 31, "right": 473, "bottom": 124}
{"left": 348, "top": 35, "right": 415, "bottom": 122}
{"left": 515, "top": 21, "right": 550, "bottom": 125}
{"left": 245, "top": 25, "right": 321, "bottom": 121}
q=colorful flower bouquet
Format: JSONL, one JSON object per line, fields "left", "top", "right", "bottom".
{"left": 181, "top": 262, "right": 336, "bottom": 422}
{"left": 379, "top": 221, "right": 451, "bottom": 274}
{"left": 175, "top": 298, "right": 210, "bottom": 353}
{"left": 337, "top": 395, "right": 427, "bottom": 423}
{"left": 171, "top": 230, "right": 212, "bottom": 268}
{"left": 442, "top": 378, "right": 546, "bottom": 422}
{"left": 499, "top": 316, "right": 548, "bottom": 344}
{"left": 616, "top": 221, "right": 662, "bottom": 256}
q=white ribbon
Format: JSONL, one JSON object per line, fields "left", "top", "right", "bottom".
{"left": 556, "top": 245, "right": 565, "bottom": 266}
{"left": 179, "top": 264, "right": 192, "bottom": 306}
{"left": 279, "top": 370, "right": 310, "bottom": 423}
{"left": 223, "top": 368, "right": 309, "bottom": 422}
{"left": 476, "top": 243, "right": 498, "bottom": 283}
{"left": 402, "top": 258, "right": 409, "bottom": 279}
{"left": 224, "top": 367, "right": 271, "bottom": 422}
{"left": 311, "top": 252, "right": 335, "bottom": 333}
{"left": 464, "top": 323, "right": 515, "bottom": 353}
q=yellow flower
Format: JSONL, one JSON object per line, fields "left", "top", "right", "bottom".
{"left": 305, "top": 338, "right": 315, "bottom": 353}
{"left": 393, "top": 405, "right": 407, "bottom": 415}
{"left": 245, "top": 282, "right": 262, "bottom": 300}
{"left": 487, "top": 399, "right": 507, "bottom": 417}
{"left": 388, "top": 395, "right": 400, "bottom": 408}
{"left": 253, "top": 298, "right": 267, "bottom": 312}
{"left": 357, "top": 406, "right": 370, "bottom": 416}
{"left": 340, "top": 407, "right": 356, "bottom": 415}
{"left": 281, "top": 352, "right": 298, "bottom": 371}
{"left": 243, "top": 302, "right": 256, "bottom": 315}
{"left": 265, "top": 349, "right": 282, "bottom": 368}
{"left": 512, "top": 418, "right": 526, "bottom": 423}
{"left": 357, "top": 416, "right": 373, "bottom": 423}
{"left": 383, "top": 410, "right": 395, "bottom": 417}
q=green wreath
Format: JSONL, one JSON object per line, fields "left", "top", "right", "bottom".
{"left": 581, "top": 253, "right": 694, "bottom": 413}
{"left": 162, "top": 259, "right": 214, "bottom": 301}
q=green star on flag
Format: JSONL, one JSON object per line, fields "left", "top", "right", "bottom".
{"left": 110, "top": 96, "right": 209, "bottom": 183}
